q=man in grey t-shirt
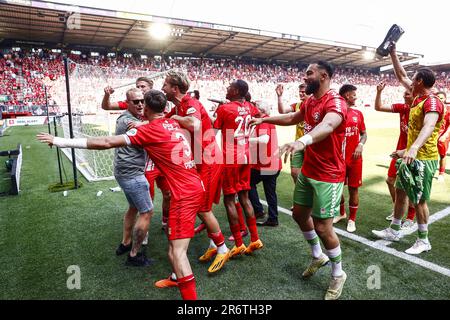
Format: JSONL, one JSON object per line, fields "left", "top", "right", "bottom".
{"left": 114, "top": 88, "right": 153, "bottom": 267}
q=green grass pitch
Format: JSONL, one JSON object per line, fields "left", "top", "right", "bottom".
{"left": 0, "top": 118, "right": 449, "bottom": 300}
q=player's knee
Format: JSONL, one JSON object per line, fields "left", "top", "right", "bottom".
{"left": 140, "top": 210, "right": 153, "bottom": 220}
{"left": 292, "top": 210, "right": 305, "bottom": 224}
{"left": 349, "top": 187, "right": 359, "bottom": 197}
{"left": 223, "top": 195, "right": 235, "bottom": 208}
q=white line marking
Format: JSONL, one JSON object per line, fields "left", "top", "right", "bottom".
{"left": 260, "top": 200, "right": 450, "bottom": 277}
{"left": 376, "top": 206, "right": 450, "bottom": 245}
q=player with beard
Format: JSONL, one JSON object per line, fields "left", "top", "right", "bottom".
{"left": 251, "top": 61, "right": 348, "bottom": 300}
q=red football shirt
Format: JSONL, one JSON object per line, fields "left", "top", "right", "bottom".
{"left": 124, "top": 118, "right": 204, "bottom": 201}
{"left": 344, "top": 107, "right": 366, "bottom": 162}
{"left": 214, "top": 101, "right": 260, "bottom": 166}
{"left": 391, "top": 103, "right": 410, "bottom": 150}
{"left": 166, "top": 94, "right": 218, "bottom": 165}
{"left": 438, "top": 104, "right": 450, "bottom": 137}
{"left": 251, "top": 116, "right": 282, "bottom": 171}
{"left": 300, "top": 90, "right": 347, "bottom": 183}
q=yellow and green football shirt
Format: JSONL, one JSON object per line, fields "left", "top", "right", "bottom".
{"left": 407, "top": 94, "right": 444, "bottom": 160}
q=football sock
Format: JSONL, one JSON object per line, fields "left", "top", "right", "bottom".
{"left": 178, "top": 274, "right": 197, "bottom": 300}
{"left": 246, "top": 216, "right": 259, "bottom": 242}
{"left": 327, "top": 246, "right": 343, "bottom": 277}
{"left": 302, "top": 230, "right": 323, "bottom": 259}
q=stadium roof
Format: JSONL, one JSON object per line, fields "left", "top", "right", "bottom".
{"left": 0, "top": 0, "right": 424, "bottom": 70}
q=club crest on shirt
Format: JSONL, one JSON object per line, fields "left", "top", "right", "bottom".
{"left": 126, "top": 128, "right": 138, "bottom": 136}
{"left": 313, "top": 112, "right": 321, "bottom": 123}
{"left": 353, "top": 116, "right": 358, "bottom": 123}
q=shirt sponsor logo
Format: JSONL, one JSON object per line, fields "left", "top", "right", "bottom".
{"left": 162, "top": 121, "right": 177, "bottom": 131}
{"left": 304, "top": 122, "right": 313, "bottom": 133}
{"left": 126, "top": 128, "right": 138, "bottom": 136}
{"left": 184, "top": 160, "right": 196, "bottom": 169}
{"left": 186, "top": 107, "right": 196, "bottom": 115}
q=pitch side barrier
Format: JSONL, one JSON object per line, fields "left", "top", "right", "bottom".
{"left": 0, "top": 144, "right": 22, "bottom": 196}
{"left": 0, "top": 119, "right": 6, "bottom": 136}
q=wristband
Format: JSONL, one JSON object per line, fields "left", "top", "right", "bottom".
{"left": 53, "top": 137, "right": 88, "bottom": 149}
{"left": 358, "top": 142, "right": 364, "bottom": 146}
{"left": 297, "top": 134, "right": 313, "bottom": 146}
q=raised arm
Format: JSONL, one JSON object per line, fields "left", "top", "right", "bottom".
{"left": 276, "top": 84, "right": 292, "bottom": 114}
{"left": 389, "top": 43, "right": 412, "bottom": 90}
{"left": 37, "top": 132, "right": 128, "bottom": 150}
{"left": 101, "top": 86, "right": 121, "bottom": 111}
{"left": 375, "top": 82, "right": 393, "bottom": 112}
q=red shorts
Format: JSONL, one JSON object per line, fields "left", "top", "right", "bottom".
{"left": 345, "top": 159, "right": 362, "bottom": 188}
{"left": 197, "top": 163, "right": 223, "bottom": 212}
{"left": 222, "top": 165, "right": 251, "bottom": 196}
{"left": 145, "top": 168, "right": 170, "bottom": 199}
{"left": 387, "top": 157, "right": 398, "bottom": 178}
{"left": 438, "top": 138, "right": 449, "bottom": 157}
{"left": 214, "top": 174, "right": 223, "bottom": 204}
{"left": 167, "top": 192, "right": 203, "bottom": 241}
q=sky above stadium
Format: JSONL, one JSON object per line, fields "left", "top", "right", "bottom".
{"left": 51, "top": 0, "right": 448, "bottom": 64}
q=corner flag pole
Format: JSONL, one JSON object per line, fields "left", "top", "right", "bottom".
{"left": 63, "top": 56, "right": 79, "bottom": 189}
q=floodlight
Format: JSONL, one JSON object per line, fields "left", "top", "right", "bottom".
{"left": 149, "top": 23, "right": 171, "bottom": 40}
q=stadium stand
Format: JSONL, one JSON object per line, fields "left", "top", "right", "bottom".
{"left": 1, "top": 48, "right": 449, "bottom": 114}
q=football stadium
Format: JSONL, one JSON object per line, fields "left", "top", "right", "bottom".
{"left": 1, "top": 0, "right": 449, "bottom": 305}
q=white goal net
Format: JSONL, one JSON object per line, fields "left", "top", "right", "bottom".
{"left": 49, "top": 60, "right": 167, "bottom": 181}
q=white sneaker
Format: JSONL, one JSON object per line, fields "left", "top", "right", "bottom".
{"left": 142, "top": 232, "right": 149, "bottom": 245}
{"left": 385, "top": 211, "right": 394, "bottom": 221}
{"left": 437, "top": 174, "right": 445, "bottom": 183}
{"left": 324, "top": 271, "right": 347, "bottom": 300}
{"left": 333, "top": 214, "right": 347, "bottom": 224}
{"left": 346, "top": 220, "right": 356, "bottom": 233}
{"left": 405, "top": 238, "right": 431, "bottom": 254}
{"left": 401, "top": 219, "right": 416, "bottom": 231}
{"left": 372, "top": 228, "right": 401, "bottom": 241}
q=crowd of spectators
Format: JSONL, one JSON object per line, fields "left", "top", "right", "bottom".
{"left": 1, "top": 48, "right": 449, "bottom": 115}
